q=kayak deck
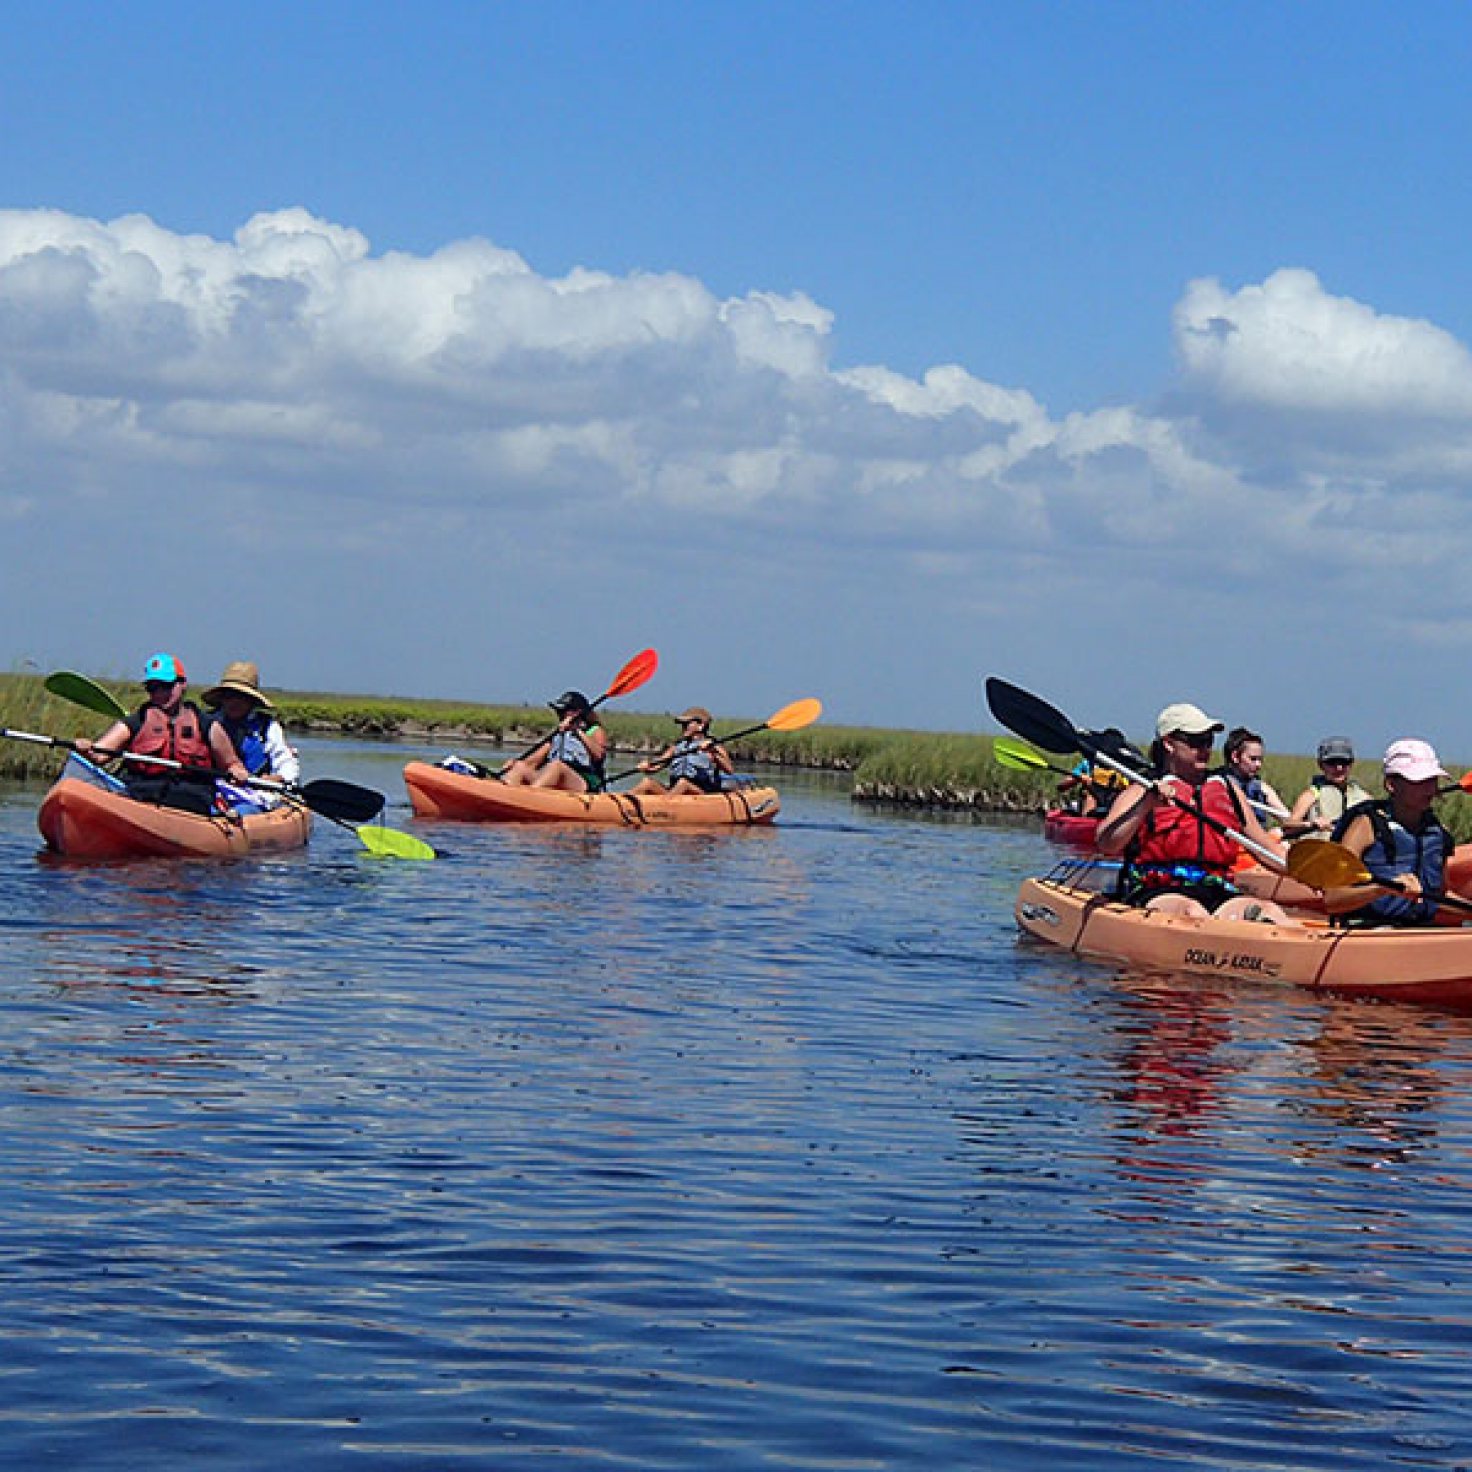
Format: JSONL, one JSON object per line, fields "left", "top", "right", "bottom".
{"left": 38, "top": 776, "right": 312, "bottom": 861}
{"left": 403, "top": 760, "right": 780, "bottom": 826}
{"left": 1017, "top": 874, "right": 1472, "bottom": 1011}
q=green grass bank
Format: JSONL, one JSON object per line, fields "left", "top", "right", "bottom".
{"left": 6, "top": 672, "right": 1472, "bottom": 842}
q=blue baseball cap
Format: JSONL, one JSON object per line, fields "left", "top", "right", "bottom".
{"left": 142, "top": 652, "right": 185, "bottom": 684}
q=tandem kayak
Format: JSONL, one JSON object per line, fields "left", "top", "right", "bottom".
{"left": 38, "top": 777, "right": 312, "bottom": 861}
{"left": 1043, "top": 809, "right": 1100, "bottom": 848}
{"left": 403, "top": 761, "right": 780, "bottom": 826}
{"left": 1016, "top": 874, "right": 1472, "bottom": 1011}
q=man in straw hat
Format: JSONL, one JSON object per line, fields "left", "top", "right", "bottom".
{"left": 202, "top": 661, "right": 300, "bottom": 786}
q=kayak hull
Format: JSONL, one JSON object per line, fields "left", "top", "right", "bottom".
{"left": 1043, "top": 809, "right": 1100, "bottom": 848}
{"left": 38, "top": 778, "right": 312, "bottom": 861}
{"left": 403, "top": 761, "right": 780, "bottom": 826}
{"left": 1017, "top": 875, "right": 1472, "bottom": 1010}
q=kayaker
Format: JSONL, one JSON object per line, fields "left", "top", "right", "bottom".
{"left": 202, "top": 660, "right": 300, "bottom": 787}
{"left": 1097, "top": 701, "right": 1287, "bottom": 920}
{"left": 1321, "top": 739, "right": 1457, "bottom": 927}
{"left": 1283, "top": 737, "right": 1372, "bottom": 840}
{"left": 1218, "top": 727, "right": 1288, "bottom": 829}
{"left": 502, "top": 690, "right": 608, "bottom": 792}
{"left": 628, "top": 707, "right": 734, "bottom": 795}
{"left": 1056, "top": 730, "right": 1137, "bottom": 817}
{"left": 77, "top": 652, "right": 246, "bottom": 813}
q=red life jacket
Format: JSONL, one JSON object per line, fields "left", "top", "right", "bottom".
{"left": 127, "top": 701, "right": 214, "bottom": 773}
{"left": 1131, "top": 774, "right": 1243, "bottom": 872}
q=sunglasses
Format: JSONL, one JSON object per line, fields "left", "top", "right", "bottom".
{"left": 1173, "top": 731, "right": 1215, "bottom": 750}
{"left": 1322, "top": 758, "right": 1352, "bottom": 770}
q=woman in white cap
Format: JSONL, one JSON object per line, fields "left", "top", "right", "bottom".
{"left": 628, "top": 708, "right": 734, "bottom": 796}
{"left": 202, "top": 661, "right": 300, "bottom": 786}
{"left": 1319, "top": 739, "right": 1457, "bottom": 927}
{"left": 1282, "top": 736, "right": 1373, "bottom": 840}
{"left": 1098, "top": 701, "right": 1285, "bottom": 919}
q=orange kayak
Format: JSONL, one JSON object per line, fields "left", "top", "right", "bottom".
{"left": 403, "top": 761, "right": 780, "bottom": 826}
{"left": 39, "top": 777, "right": 312, "bottom": 861}
{"left": 1017, "top": 874, "right": 1472, "bottom": 1010}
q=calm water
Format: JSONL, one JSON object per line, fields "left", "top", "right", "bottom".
{"left": 3, "top": 738, "right": 1472, "bottom": 1469}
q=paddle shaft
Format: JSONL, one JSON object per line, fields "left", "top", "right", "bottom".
{"left": 0, "top": 728, "right": 384, "bottom": 822}
{"left": 503, "top": 649, "right": 659, "bottom": 770}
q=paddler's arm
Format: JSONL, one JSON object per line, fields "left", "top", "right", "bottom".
{"left": 207, "top": 721, "right": 250, "bottom": 783}
{"left": 1095, "top": 782, "right": 1159, "bottom": 856}
{"left": 1317, "top": 813, "right": 1409, "bottom": 916}
{"left": 74, "top": 719, "right": 132, "bottom": 764}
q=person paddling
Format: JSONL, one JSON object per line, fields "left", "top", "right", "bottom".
{"left": 77, "top": 652, "right": 246, "bottom": 813}
{"left": 1096, "top": 702, "right": 1287, "bottom": 921}
{"left": 502, "top": 690, "right": 608, "bottom": 793}
{"left": 629, "top": 707, "right": 734, "bottom": 796}
{"left": 1319, "top": 739, "right": 1458, "bottom": 927}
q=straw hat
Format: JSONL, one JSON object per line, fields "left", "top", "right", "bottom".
{"left": 676, "top": 707, "right": 712, "bottom": 726}
{"left": 203, "top": 660, "right": 274, "bottom": 709}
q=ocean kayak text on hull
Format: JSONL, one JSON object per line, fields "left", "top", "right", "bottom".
{"left": 1016, "top": 873, "right": 1472, "bottom": 1012}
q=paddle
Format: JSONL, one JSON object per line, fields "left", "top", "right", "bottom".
{"left": 1286, "top": 838, "right": 1472, "bottom": 917}
{"left": 607, "top": 697, "right": 822, "bottom": 784}
{"left": 451, "top": 648, "right": 660, "bottom": 778}
{"left": 993, "top": 736, "right": 1289, "bottom": 823}
{"left": 1, "top": 727, "right": 385, "bottom": 824}
{"left": 984, "top": 677, "right": 1286, "bottom": 871}
{"left": 45, "top": 670, "right": 129, "bottom": 720}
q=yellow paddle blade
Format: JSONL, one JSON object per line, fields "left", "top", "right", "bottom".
{"left": 1285, "top": 838, "right": 1371, "bottom": 891}
{"left": 358, "top": 825, "right": 437, "bottom": 861}
{"left": 765, "top": 698, "right": 822, "bottom": 732}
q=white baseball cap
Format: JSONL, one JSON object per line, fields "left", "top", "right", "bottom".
{"left": 1155, "top": 702, "right": 1225, "bottom": 739}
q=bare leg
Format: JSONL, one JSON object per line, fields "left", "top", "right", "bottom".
{"left": 1216, "top": 896, "right": 1296, "bottom": 926}
{"left": 1144, "top": 893, "right": 1211, "bottom": 919}
{"left": 530, "top": 760, "right": 589, "bottom": 792}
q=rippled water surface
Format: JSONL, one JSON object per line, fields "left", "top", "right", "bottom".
{"left": 5, "top": 739, "right": 1472, "bottom": 1469}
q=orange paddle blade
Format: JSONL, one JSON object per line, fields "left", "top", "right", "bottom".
{"left": 603, "top": 648, "right": 659, "bottom": 700}
{"left": 765, "top": 697, "right": 822, "bottom": 733}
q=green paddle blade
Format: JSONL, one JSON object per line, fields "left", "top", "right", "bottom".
{"left": 358, "top": 825, "right": 436, "bottom": 861}
{"left": 992, "top": 736, "right": 1057, "bottom": 772}
{"left": 45, "top": 670, "right": 129, "bottom": 720}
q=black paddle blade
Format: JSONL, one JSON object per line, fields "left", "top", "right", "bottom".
{"left": 1079, "top": 726, "right": 1151, "bottom": 776}
{"left": 984, "top": 677, "right": 1082, "bottom": 756}
{"left": 298, "top": 778, "right": 386, "bottom": 824}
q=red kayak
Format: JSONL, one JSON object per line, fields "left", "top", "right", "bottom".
{"left": 1043, "top": 809, "right": 1101, "bottom": 849}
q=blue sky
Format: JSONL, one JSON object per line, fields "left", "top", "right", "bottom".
{"left": 5, "top": 3, "right": 1472, "bottom": 755}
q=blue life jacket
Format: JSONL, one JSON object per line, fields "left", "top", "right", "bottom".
{"left": 213, "top": 709, "right": 272, "bottom": 776}
{"left": 548, "top": 725, "right": 606, "bottom": 790}
{"left": 1333, "top": 798, "right": 1453, "bottom": 926}
{"left": 669, "top": 736, "right": 721, "bottom": 791}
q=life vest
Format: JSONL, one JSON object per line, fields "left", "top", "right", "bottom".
{"left": 213, "top": 708, "right": 271, "bottom": 775}
{"left": 1332, "top": 798, "right": 1454, "bottom": 926}
{"left": 1303, "top": 774, "right": 1373, "bottom": 826}
{"left": 126, "top": 701, "right": 214, "bottom": 773}
{"left": 547, "top": 724, "right": 606, "bottom": 791}
{"left": 668, "top": 736, "right": 722, "bottom": 791}
{"left": 1129, "top": 774, "right": 1245, "bottom": 872}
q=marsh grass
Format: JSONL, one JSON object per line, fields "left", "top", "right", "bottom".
{"left": 0, "top": 673, "right": 98, "bottom": 781}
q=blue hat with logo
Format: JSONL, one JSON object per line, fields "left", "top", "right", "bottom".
{"left": 142, "top": 652, "right": 185, "bottom": 684}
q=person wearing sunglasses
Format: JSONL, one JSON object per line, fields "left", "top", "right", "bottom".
{"left": 76, "top": 652, "right": 247, "bottom": 814}
{"left": 1282, "top": 737, "right": 1372, "bottom": 841}
{"left": 1098, "top": 702, "right": 1285, "bottom": 919}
